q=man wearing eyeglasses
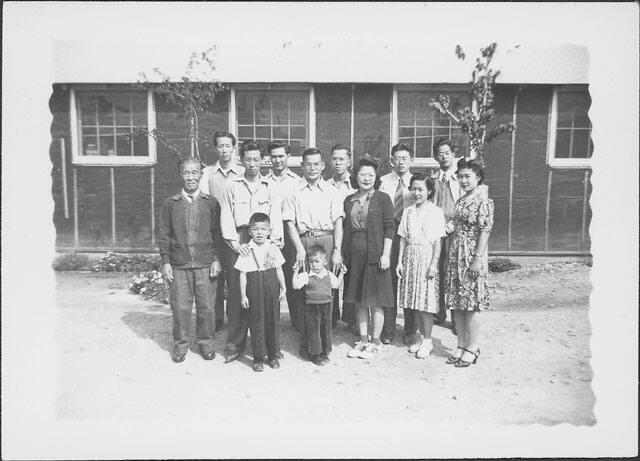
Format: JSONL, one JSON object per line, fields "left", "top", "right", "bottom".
{"left": 283, "top": 147, "right": 345, "bottom": 363}
{"left": 379, "top": 142, "right": 418, "bottom": 346}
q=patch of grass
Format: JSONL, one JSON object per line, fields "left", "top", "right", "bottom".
{"left": 489, "top": 257, "right": 521, "bottom": 273}
{"left": 52, "top": 252, "right": 92, "bottom": 271}
{"left": 92, "top": 252, "right": 161, "bottom": 273}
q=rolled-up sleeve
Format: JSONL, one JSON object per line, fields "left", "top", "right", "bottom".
{"left": 269, "top": 185, "right": 283, "bottom": 241}
{"left": 219, "top": 183, "right": 239, "bottom": 243}
{"left": 330, "top": 188, "right": 346, "bottom": 224}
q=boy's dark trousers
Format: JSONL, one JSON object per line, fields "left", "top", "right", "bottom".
{"left": 246, "top": 268, "right": 281, "bottom": 361}
{"left": 170, "top": 267, "right": 217, "bottom": 354}
{"left": 304, "top": 302, "right": 333, "bottom": 356}
{"left": 294, "top": 233, "right": 334, "bottom": 352}
{"left": 382, "top": 223, "right": 417, "bottom": 342}
{"left": 225, "top": 228, "right": 252, "bottom": 354}
{"left": 281, "top": 231, "right": 298, "bottom": 330}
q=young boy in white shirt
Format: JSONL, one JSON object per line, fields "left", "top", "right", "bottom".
{"left": 235, "top": 212, "right": 286, "bottom": 372}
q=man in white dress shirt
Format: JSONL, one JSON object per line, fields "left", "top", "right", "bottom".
{"left": 431, "top": 138, "right": 462, "bottom": 331}
{"left": 263, "top": 141, "right": 302, "bottom": 330}
{"left": 379, "top": 142, "right": 418, "bottom": 345}
{"left": 327, "top": 144, "right": 357, "bottom": 333}
{"left": 199, "top": 131, "right": 245, "bottom": 331}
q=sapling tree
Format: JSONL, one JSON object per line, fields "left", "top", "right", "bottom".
{"left": 136, "top": 47, "right": 226, "bottom": 161}
{"left": 430, "top": 42, "right": 516, "bottom": 166}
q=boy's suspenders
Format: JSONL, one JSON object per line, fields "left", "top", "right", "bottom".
{"left": 250, "top": 248, "right": 261, "bottom": 271}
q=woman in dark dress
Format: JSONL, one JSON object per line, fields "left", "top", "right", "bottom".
{"left": 343, "top": 159, "right": 395, "bottom": 359}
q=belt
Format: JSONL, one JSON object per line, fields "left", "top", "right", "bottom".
{"left": 300, "top": 229, "right": 332, "bottom": 238}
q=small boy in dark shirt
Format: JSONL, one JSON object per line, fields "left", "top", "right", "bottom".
{"left": 292, "top": 245, "right": 346, "bottom": 366}
{"left": 159, "top": 157, "right": 222, "bottom": 363}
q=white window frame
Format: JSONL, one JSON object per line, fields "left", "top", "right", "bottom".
{"left": 69, "top": 86, "right": 157, "bottom": 166}
{"left": 228, "top": 83, "right": 315, "bottom": 168}
{"left": 393, "top": 84, "right": 474, "bottom": 169}
{"left": 547, "top": 85, "right": 592, "bottom": 169}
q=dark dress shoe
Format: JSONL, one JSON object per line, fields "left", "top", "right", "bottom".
{"left": 275, "top": 351, "right": 284, "bottom": 360}
{"left": 172, "top": 350, "right": 187, "bottom": 363}
{"left": 268, "top": 358, "right": 280, "bottom": 369}
{"left": 252, "top": 361, "right": 264, "bottom": 372}
{"left": 380, "top": 336, "right": 392, "bottom": 345}
{"left": 319, "top": 354, "right": 330, "bottom": 365}
{"left": 298, "top": 347, "right": 310, "bottom": 361}
{"left": 224, "top": 351, "right": 240, "bottom": 363}
{"left": 403, "top": 333, "right": 419, "bottom": 345}
{"left": 199, "top": 349, "right": 216, "bottom": 361}
{"left": 311, "top": 355, "right": 326, "bottom": 366}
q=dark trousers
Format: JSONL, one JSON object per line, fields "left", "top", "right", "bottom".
{"left": 214, "top": 251, "right": 227, "bottom": 324}
{"left": 225, "top": 229, "right": 251, "bottom": 353}
{"left": 295, "top": 234, "right": 334, "bottom": 352}
{"left": 170, "top": 267, "right": 216, "bottom": 354}
{"left": 246, "top": 268, "right": 281, "bottom": 361}
{"left": 282, "top": 232, "right": 298, "bottom": 329}
{"left": 304, "top": 302, "right": 333, "bottom": 356}
{"left": 382, "top": 226, "right": 417, "bottom": 340}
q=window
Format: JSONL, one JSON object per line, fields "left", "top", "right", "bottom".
{"left": 70, "top": 87, "right": 156, "bottom": 165}
{"left": 393, "top": 85, "right": 470, "bottom": 166}
{"left": 231, "top": 84, "right": 314, "bottom": 165}
{"left": 548, "top": 85, "right": 593, "bottom": 168}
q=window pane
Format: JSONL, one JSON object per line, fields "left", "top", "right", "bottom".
{"left": 83, "top": 136, "right": 99, "bottom": 156}
{"left": 571, "top": 129, "right": 591, "bottom": 159}
{"left": 235, "top": 89, "right": 308, "bottom": 148}
{"left": 116, "top": 132, "right": 132, "bottom": 157}
{"left": 237, "top": 126, "right": 254, "bottom": 139}
{"left": 97, "top": 95, "right": 114, "bottom": 126}
{"left": 131, "top": 93, "right": 147, "bottom": 127}
{"left": 114, "top": 94, "right": 132, "bottom": 126}
{"left": 555, "top": 129, "right": 571, "bottom": 158}
{"left": 80, "top": 95, "right": 97, "bottom": 126}
{"left": 397, "top": 88, "right": 469, "bottom": 160}
{"left": 255, "top": 126, "right": 270, "bottom": 139}
{"left": 290, "top": 140, "right": 304, "bottom": 155}
{"left": 557, "top": 90, "right": 591, "bottom": 129}
{"left": 99, "top": 134, "right": 115, "bottom": 156}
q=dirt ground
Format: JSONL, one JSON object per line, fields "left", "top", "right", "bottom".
{"left": 55, "top": 260, "right": 594, "bottom": 426}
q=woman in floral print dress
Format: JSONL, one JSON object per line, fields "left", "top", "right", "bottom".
{"left": 446, "top": 158, "right": 494, "bottom": 368}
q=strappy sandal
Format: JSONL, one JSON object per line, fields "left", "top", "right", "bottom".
{"left": 454, "top": 347, "right": 480, "bottom": 368}
{"left": 446, "top": 346, "right": 466, "bottom": 364}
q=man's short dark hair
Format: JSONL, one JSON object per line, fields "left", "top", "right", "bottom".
{"left": 213, "top": 131, "right": 236, "bottom": 147}
{"left": 267, "top": 141, "right": 291, "bottom": 156}
{"left": 240, "top": 140, "right": 262, "bottom": 158}
{"left": 249, "top": 212, "right": 270, "bottom": 227}
{"left": 434, "top": 138, "right": 456, "bottom": 155}
{"left": 391, "top": 142, "right": 414, "bottom": 157}
{"left": 302, "top": 147, "right": 323, "bottom": 163}
{"left": 330, "top": 144, "right": 352, "bottom": 157}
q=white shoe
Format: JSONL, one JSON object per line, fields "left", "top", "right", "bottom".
{"left": 415, "top": 340, "right": 433, "bottom": 359}
{"left": 408, "top": 336, "right": 423, "bottom": 353}
{"left": 359, "top": 342, "right": 383, "bottom": 359}
{"left": 348, "top": 341, "right": 368, "bottom": 358}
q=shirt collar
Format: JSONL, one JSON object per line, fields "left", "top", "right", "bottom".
{"left": 440, "top": 167, "right": 458, "bottom": 181}
{"left": 349, "top": 189, "right": 374, "bottom": 203}
{"left": 267, "top": 168, "right": 297, "bottom": 181}
{"left": 234, "top": 175, "right": 269, "bottom": 186}
{"left": 181, "top": 189, "right": 200, "bottom": 201}
{"left": 330, "top": 172, "right": 351, "bottom": 185}
{"left": 309, "top": 268, "right": 329, "bottom": 278}
{"left": 214, "top": 161, "right": 242, "bottom": 176}
{"left": 394, "top": 171, "right": 412, "bottom": 186}
{"left": 299, "top": 177, "right": 327, "bottom": 191}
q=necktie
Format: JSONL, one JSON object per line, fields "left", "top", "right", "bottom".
{"left": 187, "top": 194, "right": 194, "bottom": 203}
{"left": 394, "top": 180, "right": 404, "bottom": 222}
